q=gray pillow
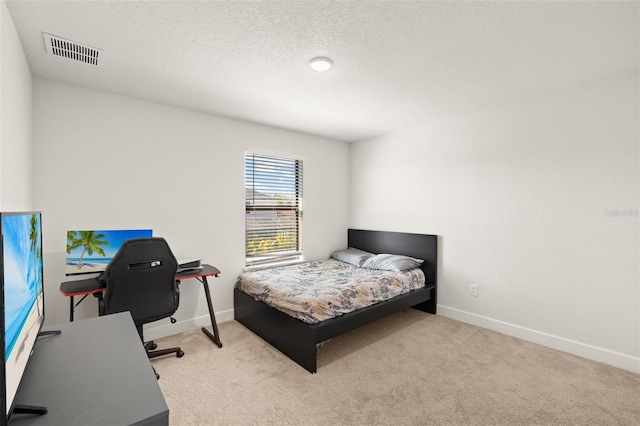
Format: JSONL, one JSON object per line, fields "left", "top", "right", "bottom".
{"left": 361, "top": 253, "right": 424, "bottom": 272}
{"left": 331, "top": 248, "right": 375, "bottom": 267}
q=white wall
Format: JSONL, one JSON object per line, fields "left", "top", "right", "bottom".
{"left": 350, "top": 74, "right": 639, "bottom": 372}
{"left": 0, "top": 0, "right": 32, "bottom": 210}
{"left": 33, "top": 79, "right": 350, "bottom": 338}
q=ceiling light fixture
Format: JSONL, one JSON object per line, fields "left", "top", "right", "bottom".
{"left": 309, "top": 57, "right": 333, "bottom": 72}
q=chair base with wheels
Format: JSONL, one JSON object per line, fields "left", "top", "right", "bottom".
{"left": 135, "top": 322, "right": 184, "bottom": 380}
{"left": 138, "top": 324, "right": 185, "bottom": 360}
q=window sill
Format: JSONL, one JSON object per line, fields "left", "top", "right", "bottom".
{"left": 244, "top": 258, "right": 306, "bottom": 272}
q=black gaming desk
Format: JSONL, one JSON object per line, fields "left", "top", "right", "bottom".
{"left": 59, "top": 264, "right": 223, "bottom": 347}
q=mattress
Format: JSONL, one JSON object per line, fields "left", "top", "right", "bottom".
{"left": 237, "top": 259, "right": 426, "bottom": 324}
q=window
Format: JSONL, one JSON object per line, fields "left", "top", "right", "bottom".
{"left": 245, "top": 153, "right": 303, "bottom": 267}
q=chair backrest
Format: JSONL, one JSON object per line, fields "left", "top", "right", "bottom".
{"left": 103, "top": 237, "right": 178, "bottom": 326}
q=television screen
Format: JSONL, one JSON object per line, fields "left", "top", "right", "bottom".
{"left": 65, "top": 229, "right": 153, "bottom": 276}
{"left": 0, "top": 211, "right": 45, "bottom": 423}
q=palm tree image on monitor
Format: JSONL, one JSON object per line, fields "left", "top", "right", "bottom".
{"left": 65, "top": 229, "right": 152, "bottom": 276}
{"left": 67, "top": 230, "right": 109, "bottom": 270}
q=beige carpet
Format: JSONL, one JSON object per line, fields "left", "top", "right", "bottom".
{"left": 153, "top": 310, "right": 640, "bottom": 425}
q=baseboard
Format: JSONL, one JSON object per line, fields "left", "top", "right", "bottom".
{"left": 144, "top": 307, "right": 234, "bottom": 341}
{"left": 437, "top": 305, "right": 640, "bottom": 374}
{"left": 143, "top": 304, "right": 640, "bottom": 374}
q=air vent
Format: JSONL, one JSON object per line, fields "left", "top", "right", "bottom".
{"left": 43, "top": 33, "right": 104, "bottom": 67}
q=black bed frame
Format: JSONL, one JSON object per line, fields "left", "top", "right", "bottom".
{"left": 234, "top": 229, "right": 438, "bottom": 373}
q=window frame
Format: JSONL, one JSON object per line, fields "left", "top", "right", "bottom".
{"left": 244, "top": 151, "right": 303, "bottom": 268}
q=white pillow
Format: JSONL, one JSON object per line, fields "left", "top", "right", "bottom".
{"left": 361, "top": 254, "right": 424, "bottom": 272}
{"left": 330, "top": 248, "right": 375, "bottom": 267}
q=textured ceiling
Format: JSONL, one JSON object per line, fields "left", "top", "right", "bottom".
{"left": 6, "top": 1, "right": 639, "bottom": 142}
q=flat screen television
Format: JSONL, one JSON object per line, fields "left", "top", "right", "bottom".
{"left": 65, "top": 229, "right": 153, "bottom": 276}
{"left": 0, "top": 211, "right": 46, "bottom": 425}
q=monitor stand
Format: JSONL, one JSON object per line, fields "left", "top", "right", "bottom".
{"left": 37, "top": 330, "right": 61, "bottom": 338}
{"left": 12, "top": 405, "right": 47, "bottom": 416}
{"left": 10, "top": 331, "right": 62, "bottom": 420}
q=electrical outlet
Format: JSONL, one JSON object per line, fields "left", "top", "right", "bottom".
{"left": 470, "top": 284, "right": 478, "bottom": 297}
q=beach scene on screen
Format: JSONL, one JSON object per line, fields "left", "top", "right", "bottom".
{"left": 65, "top": 229, "right": 152, "bottom": 275}
{"left": 2, "top": 213, "right": 42, "bottom": 360}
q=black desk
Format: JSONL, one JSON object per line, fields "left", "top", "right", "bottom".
{"left": 10, "top": 313, "right": 168, "bottom": 425}
{"left": 59, "top": 264, "right": 223, "bottom": 347}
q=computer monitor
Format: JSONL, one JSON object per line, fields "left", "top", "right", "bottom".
{"left": 65, "top": 229, "right": 152, "bottom": 276}
{"left": 0, "top": 211, "right": 45, "bottom": 424}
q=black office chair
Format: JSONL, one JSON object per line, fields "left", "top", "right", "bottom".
{"left": 98, "top": 237, "right": 184, "bottom": 378}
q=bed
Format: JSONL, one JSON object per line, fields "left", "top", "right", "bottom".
{"left": 234, "top": 229, "right": 438, "bottom": 373}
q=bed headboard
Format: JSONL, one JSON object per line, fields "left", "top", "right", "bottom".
{"left": 348, "top": 229, "right": 438, "bottom": 309}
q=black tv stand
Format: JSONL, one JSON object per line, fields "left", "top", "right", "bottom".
{"left": 10, "top": 332, "right": 61, "bottom": 420}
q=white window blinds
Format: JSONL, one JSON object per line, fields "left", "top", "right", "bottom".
{"left": 245, "top": 153, "right": 303, "bottom": 266}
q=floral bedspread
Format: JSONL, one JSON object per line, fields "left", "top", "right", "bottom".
{"left": 237, "top": 259, "right": 425, "bottom": 324}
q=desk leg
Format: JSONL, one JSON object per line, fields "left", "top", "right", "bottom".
{"left": 199, "top": 276, "right": 223, "bottom": 348}
{"left": 69, "top": 296, "right": 75, "bottom": 322}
